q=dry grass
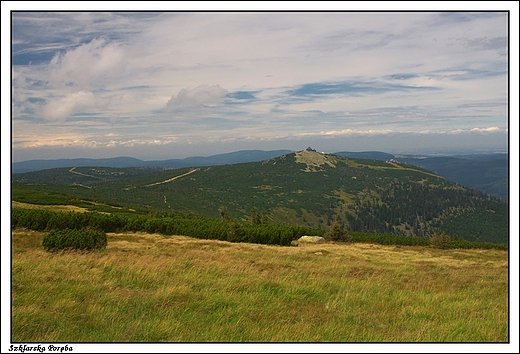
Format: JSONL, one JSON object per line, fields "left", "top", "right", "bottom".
{"left": 11, "top": 230, "right": 508, "bottom": 343}
{"left": 294, "top": 150, "right": 338, "bottom": 171}
{"left": 11, "top": 201, "right": 90, "bottom": 213}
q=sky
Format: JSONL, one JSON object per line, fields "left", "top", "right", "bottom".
{"left": 5, "top": 4, "right": 517, "bottom": 163}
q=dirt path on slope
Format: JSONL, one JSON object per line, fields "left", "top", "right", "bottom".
{"left": 144, "top": 168, "right": 200, "bottom": 187}
{"left": 69, "top": 167, "right": 106, "bottom": 179}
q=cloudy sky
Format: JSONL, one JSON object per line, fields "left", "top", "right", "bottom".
{"left": 6, "top": 7, "right": 516, "bottom": 162}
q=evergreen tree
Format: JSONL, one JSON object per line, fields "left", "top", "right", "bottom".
{"left": 218, "top": 205, "right": 230, "bottom": 221}
{"left": 327, "top": 220, "right": 352, "bottom": 242}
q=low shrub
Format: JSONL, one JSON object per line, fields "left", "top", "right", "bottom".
{"left": 42, "top": 229, "right": 107, "bottom": 251}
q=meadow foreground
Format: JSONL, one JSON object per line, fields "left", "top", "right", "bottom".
{"left": 11, "top": 229, "right": 508, "bottom": 342}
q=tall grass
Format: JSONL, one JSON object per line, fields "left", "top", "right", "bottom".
{"left": 11, "top": 230, "right": 508, "bottom": 342}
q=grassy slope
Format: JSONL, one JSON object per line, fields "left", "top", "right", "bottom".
{"left": 12, "top": 229, "right": 508, "bottom": 342}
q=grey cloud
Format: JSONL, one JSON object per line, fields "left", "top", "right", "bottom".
{"left": 464, "top": 36, "right": 507, "bottom": 51}
{"left": 301, "top": 29, "right": 400, "bottom": 54}
{"left": 384, "top": 73, "right": 419, "bottom": 80}
{"left": 429, "top": 68, "right": 507, "bottom": 81}
{"left": 430, "top": 12, "right": 505, "bottom": 26}
{"left": 461, "top": 36, "right": 508, "bottom": 57}
{"left": 457, "top": 101, "right": 506, "bottom": 109}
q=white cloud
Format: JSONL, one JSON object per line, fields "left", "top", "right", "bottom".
{"left": 48, "top": 38, "right": 126, "bottom": 89}
{"left": 166, "top": 85, "right": 228, "bottom": 110}
{"left": 470, "top": 126, "right": 500, "bottom": 133}
{"left": 42, "top": 91, "right": 96, "bottom": 121}
{"left": 296, "top": 129, "right": 395, "bottom": 137}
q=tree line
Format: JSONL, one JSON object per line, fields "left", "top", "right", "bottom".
{"left": 11, "top": 207, "right": 506, "bottom": 250}
{"left": 11, "top": 208, "right": 323, "bottom": 246}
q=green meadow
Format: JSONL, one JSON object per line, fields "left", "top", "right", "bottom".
{"left": 12, "top": 229, "right": 508, "bottom": 342}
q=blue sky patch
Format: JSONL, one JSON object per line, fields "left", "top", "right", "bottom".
{"left": 227, "top": 91, "right": 257, "bottom": 100}
{"left": 288, "top": 81, "right": 439, "bottom": 97}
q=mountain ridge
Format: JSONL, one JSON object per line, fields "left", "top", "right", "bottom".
{"left": 12, "top": 150, "right": 508, "bottom": 244}
{"left": 12, "top": 149, "right": 508, "bottom": 200}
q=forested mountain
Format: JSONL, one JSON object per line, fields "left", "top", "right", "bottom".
{"left": 396, "top": 154, "right": 508, "bottom": 200}
{"left": 12, "top": 150, "right": 508, "bottom": 244}
{"left": 13, "top": 150, "right": 508, "bottom": 200}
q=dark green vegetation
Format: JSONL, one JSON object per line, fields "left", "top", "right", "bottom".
{"left": 42, "top": 229, "right": 107, "bottom": 251}
{"left": 12, "top": 151, "right": 508, "bottom": 245}
{"left": 11, "top": 208, "right": 506, "bottom": 250}
{"left": 12, "top": 208, "right": 323, "bottom": 247}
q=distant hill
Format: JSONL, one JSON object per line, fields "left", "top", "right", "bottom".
{"left": 334, "top": 151, "right": 395, "bottom": 161}
{"left": 11, "top": 156, "right": 145, "bottom": 174}
{"left": 12, "top": 150, "right": 508, "bottom": 244}
{"left": 146, "top": 149, "right": 294, "bottom": 168}
{"left": 11, "top": 150, "right": 293, "bottom": 174}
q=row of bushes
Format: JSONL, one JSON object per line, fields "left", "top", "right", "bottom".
{"left": 429, "top": 232, "right": 507, "bottom": 250}
{"left": 12, "top": 208, "right": 507, "bottom": 250}
{"left": 11, "top": 208, "right": 323, "bottom": 246}
{"left": 349, "top": 231, "right": 507, "bottom": 250}
{"left": 11, "top": 208, "right": 127, "bottom": 233}
{"left": 351, "top": 232, "right": 430, "bottom": 247}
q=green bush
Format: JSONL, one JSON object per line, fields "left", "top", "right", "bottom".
{"left": 42, "top": 229, "right": 107, "bottom": 251}
{"left": 14, "top": 208, "right": 507, "bottom": 249}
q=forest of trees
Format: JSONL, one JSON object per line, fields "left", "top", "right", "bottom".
{"left": 341, "top": 180, "right": 507, "bottom": 243}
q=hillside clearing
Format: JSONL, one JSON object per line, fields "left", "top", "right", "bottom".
{"left": 11, "top": 201, "right": 90, "bottom": 213}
